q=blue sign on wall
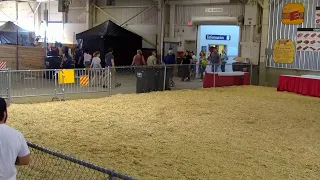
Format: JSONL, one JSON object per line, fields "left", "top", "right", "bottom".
{"left": 206, "top": 35, "right": 231, "bottom": 41}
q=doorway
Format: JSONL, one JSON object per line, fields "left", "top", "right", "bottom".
{"left": 196, "top": 25, "right": 240, "bottom": 72}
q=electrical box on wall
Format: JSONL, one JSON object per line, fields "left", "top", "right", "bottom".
{"left": 244, "top": 4, "right": 258, "bottom": 26}
{"left": 240, "top": 42, "right": 260, "bottom": 65}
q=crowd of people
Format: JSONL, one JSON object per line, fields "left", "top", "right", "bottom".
{"left": 47, "top": 42, "right": 229, "bottom": 87}
{"left": 177, "top": 47, "right": 229, "bottom": 82}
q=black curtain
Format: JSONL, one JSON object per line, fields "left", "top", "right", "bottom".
{"left": 104, "top": 36, "right": 142, "bottom": 66}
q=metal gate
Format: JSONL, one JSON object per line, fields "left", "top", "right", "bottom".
{"left": 0, "top": 70, "right": 10, "bottom": 101}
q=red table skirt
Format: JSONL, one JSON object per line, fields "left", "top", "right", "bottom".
{"left": 277, "top": 75, "right": 320, "bottom": 97}
{"left": 203, "top": 72, "right": 250, "bottom": 88}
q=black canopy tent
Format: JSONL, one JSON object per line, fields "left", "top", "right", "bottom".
{"left": 76, "top": 20, "right": 142, "bottom": 66}
{"left": 0, "top": 21, "right": 29, "bottom": 45}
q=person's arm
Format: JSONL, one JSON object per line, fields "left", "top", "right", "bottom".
{"left": 142, "top": 56, "right": 146, "bottom": 65}
{"left": 154, "top": 57, "right": 157, "bottom": 65}
{"left": 131, "top": 56, "right": 135, "bottom": 66}
{"left": 90, "top": 59, "right": 94, "bottom": 68}
{"left": 16, "top": 134, "right": 30, "bottom": 166}
{"left": 111, "top": 59, "right": 115, "bottom": 68}
{"left": 98, "top": 58, "right": 102, "bottom": 68}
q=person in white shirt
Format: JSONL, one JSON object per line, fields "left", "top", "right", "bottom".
{"left": 83, "top": 49, "right": 92, "bottom": 68}
{"left": 0, "top": 98, "right": 30, "bottom": 180}
{"left": 90, "top": 51, "right": 102, "bottom": 86}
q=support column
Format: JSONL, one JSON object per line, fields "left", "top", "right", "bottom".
{"left": 258, "top": 0, "right": 269, "bottom": 86}
{"left": 86, "top": 0, "right": 90, "bottom": 29}
{"left": 157, "top": 0, "right": 163, "bottom": 60}
{"left": 16, "top": 1, "right": 19, "bottom": 70}
{"left": 169, "top": 4, "right": 175, "bottom": 39}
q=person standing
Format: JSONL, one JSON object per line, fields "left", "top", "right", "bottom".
{"left": 147, "top": 51, "right": 157, "bottom": 66}
{"left": 83, "top": 49, "right": 92, "bottom": 69}
{"left": 163, "top": 49, "right": 176, "bottom": 87}
{"left": 181, "top": 51, "right": 192, "bottom": 81}
{"left": 61, "top": 47, "right": 72, "bottom": 69}
{"left": 131, "top": 49, "right": 146, "bottom": 66}
{"left": 90, "top": 51, "right": 102, "bottom": 87}
{"left": 199, "top": 51, "right": 207, "bottom": 82}
{"left": 50, "top": 42, "right": 59, "bottom": 56}
{"left": 220, "top": 49, "right": 228, "bottom": 72}
{"left": 190, "top": 52, "right": 197, "bottom": 80}
{"left": 208, "top": 47, "right": 221, "bottom": 72}
{"left": 0, "top": 98, "right": 30, "bottom": 180}
{"left": 74, "top": 47, "right": 83, "bottom": 77}
{"left": 104, "top": 48, "right": 121, "bottom": 88}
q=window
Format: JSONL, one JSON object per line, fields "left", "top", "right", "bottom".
{"left": 39, "top": 23, "right": 64, "bottom": 43}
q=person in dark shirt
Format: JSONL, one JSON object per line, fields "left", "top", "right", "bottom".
{"left": 181, "top": 51, "right": 192, "bottom": 81}
{"left": 74, "top": 47, "right": 83, "bottom": 68}
{"left": 74, "top": 46, "right": 83, "bottom": 76}
{"left": 208, "top": 47, "right": 221, "bottom": 72}
{"left": 50, "top": 43, "right": 59, "bottom": 56}
{"left": 103, "top": 48, "right": 121, "bottom": 88}
{"left": 163, "top": 49, "right": 176, "bottom": 87}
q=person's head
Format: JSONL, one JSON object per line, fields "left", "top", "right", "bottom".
{"left": 137, "top": 49, "right": 142, "bottom": 55}
{"left": 0, "top": 98, "right": 7, "bottom": 123}
{"left": 212, "top": 47, "right": 217, "bottom": 52}
{"left": 152, "top": 51, "right": 157, "bottom": 56}
{"left": 200, "top": 51, "right": 206, "bottom": 57}
{"left": 93, "top": 51, "right": 100, "bottom": 57}
{"left": 108, "top": 48, "right": 113, "bottom": 54}
{"left": 168, "top": 49, "right": 173, "bottom": 55}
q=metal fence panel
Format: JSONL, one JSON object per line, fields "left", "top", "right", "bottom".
{"left": 0, "top": 70, "right": 9, "bottom": 100}
{"left": 3, "top": 63, "right": 255, "bottom": 102}
{"left": 61, "top": 68, "right": 109, "bottom": 95}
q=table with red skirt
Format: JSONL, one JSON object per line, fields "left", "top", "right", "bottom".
{"left": 277, "top": 75, "right": 320, "bottom": 97}
{"left": 203, "top": 72, "right": 250, "bottom": 88}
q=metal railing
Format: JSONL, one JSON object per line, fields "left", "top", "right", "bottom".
{"left": 17, "top": 142, "right": 137, "bottom": 180}
{"left": 0, "top": 63, "right": 257, "bottom": 102}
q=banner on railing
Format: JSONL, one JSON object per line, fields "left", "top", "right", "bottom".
{"left": 58, "top": 69, "right": 75, "bottom": 84}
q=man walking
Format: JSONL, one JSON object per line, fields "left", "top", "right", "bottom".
{"left": 163, "top": 49, "right": 176, "bottom": 87}
{"left": 104, "top": 48, "right": 121, "bottom": 88}
{"left": 0, "top": 98, "right": 30, "bottom": 180}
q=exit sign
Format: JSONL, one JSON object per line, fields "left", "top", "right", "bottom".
{"left": 187, "top": 21, "right": 192, "bottom": 26}
{"left": 205, "top": 8, "right": 223, "bottom": 13}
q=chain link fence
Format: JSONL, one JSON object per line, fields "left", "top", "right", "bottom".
{"left": 17, "top": 142, "right": 137, "bottom": 180}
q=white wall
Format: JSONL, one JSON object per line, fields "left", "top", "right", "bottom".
{"left": 64, "top": 23, "right": 87, "bottom": 44}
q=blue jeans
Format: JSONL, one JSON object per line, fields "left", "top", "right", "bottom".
{"left": 221, "top": 62, "right": 226, "bottom": 72}
{"left": 211, "top": 64, "right": 219, "bottom": 72}
{"left": 199, "top": 66, "right": 206, "bottom": 79}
